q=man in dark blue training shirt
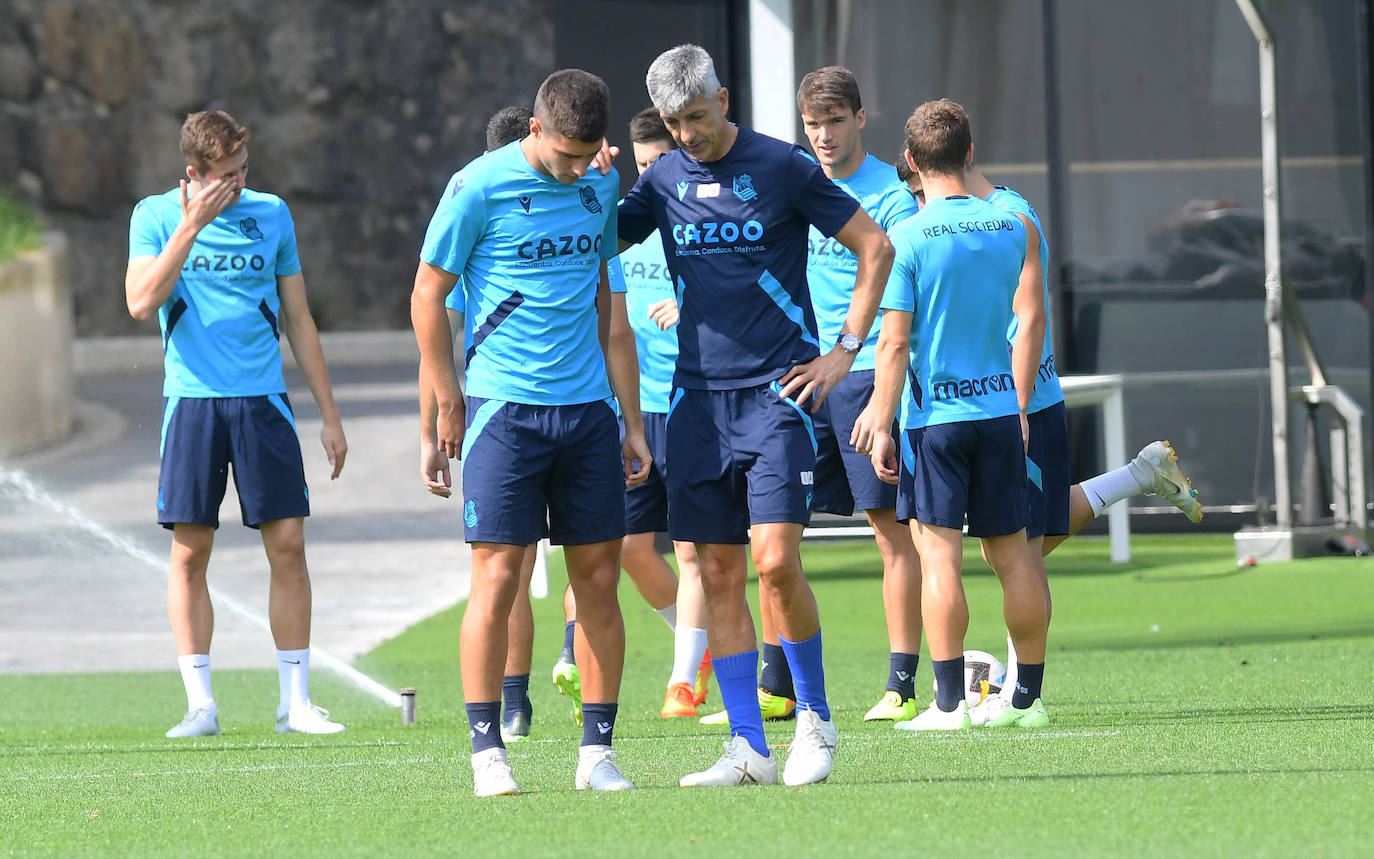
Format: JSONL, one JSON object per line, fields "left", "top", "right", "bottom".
{"left": 617, "top": 44, "right": 894, "bottom": 788}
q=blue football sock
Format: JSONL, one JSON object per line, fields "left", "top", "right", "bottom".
{"left": 759, "top": 642, "right": 794, "bottom": 700}
{"left": 887, "top": 652, "right": 920, "bottom": 700}
{"left": 581, "top": 702, "right": 618, "bottom": 747}
{"left": 465, "top": 701, "right": 503, "bottom": 754}
{"left": 501, "top": 674, "right": 531, "bottom": 725}
{"left": 714, "top": 650, "right": 769, "bottom": 757}
{"left": 560, "top": 620, "right": 576, "bottom": 663}
{"left": 932, "top": 657, "right": 965, "bottom": 713}
{"left": 779, "top": 630, "right": 830, "bottom": 721}
{"left": 1012, "top": 662, "right": 1044, "bottom": 709}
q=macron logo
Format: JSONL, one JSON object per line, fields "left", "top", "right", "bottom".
{"left": 897, "top": 671, "right": 911, "bottom": 681}
{"left": 474, "top": 721, "right": 491, "bottom": 735}
{"left": 676, "top": 181, "right": 689, "bottom": 201}
{"left": 597, "top": 721, "right": 612, "bottom": 735}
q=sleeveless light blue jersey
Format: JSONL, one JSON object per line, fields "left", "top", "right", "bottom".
{"left": 806, "top": 154, "right": 919, "bottom": 372}
{"left": 618, "top": 231, "right": 677, "bottom": 414}
{"left": 881, "top": 195, "right": 1027, "bottom": 428}
{"left": 421, "top": 140, "right": 620, "bottom": 406}
{"left": 986, "top": 185, "right": 1063, "bottom": 413}
{"left": 129, "top": 187, "right": 301, "bottom": 398}
{"left": 618, "top": 126, "right": 860, "bottom": 390}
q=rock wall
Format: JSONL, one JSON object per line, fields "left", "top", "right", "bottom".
{"left": 0, "top": 0, "right": 554, "bottom": 334}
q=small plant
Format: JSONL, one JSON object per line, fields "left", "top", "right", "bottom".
{"left": 0, "top": 189, "right": 43, "bottom": 265}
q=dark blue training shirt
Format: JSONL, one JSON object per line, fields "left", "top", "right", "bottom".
{"left": 617, "top": 125, "right": 860, "bottom": 390}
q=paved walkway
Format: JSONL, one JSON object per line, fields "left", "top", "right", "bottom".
{"left": 0, "top": 335, "right": 470, "bottom": 675}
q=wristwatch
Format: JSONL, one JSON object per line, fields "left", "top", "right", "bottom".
{"left": 838, "top": 332, "right": 862, "bottom": 354}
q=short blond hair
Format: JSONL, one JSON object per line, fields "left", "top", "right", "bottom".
{"left": 180, "top": 110, "right": 249, "bottom": 173}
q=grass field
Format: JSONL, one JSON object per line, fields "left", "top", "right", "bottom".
{"left": 2, "top": 534, "right": 1371, "bottom": 856}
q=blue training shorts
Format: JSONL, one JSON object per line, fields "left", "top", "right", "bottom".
{"left": 157, "top": 394, "right": 310, "bottom": 529}
{"left": 897, "top": 414, "right": 1029, "bottom": 538}
{"left": 1025, "top": 401, "right": 1071, "bottom": 538}
{"left": 813, "top": 369, "right": 899, "bottom": 512}
{"left": 666, "top": 382, "right": 818, "bottom": 544}
{"left": 625, "top": 411, "right": 669, "bottom": 534}
{"left": 461, "top": 397, "right": 625, "bottom": 547}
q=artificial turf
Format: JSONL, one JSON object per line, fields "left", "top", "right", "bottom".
{"left": 2, "top": 534, "right": 1370, "bottom": 856}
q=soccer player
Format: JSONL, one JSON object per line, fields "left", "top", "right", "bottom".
{"left": 413, "top": 69, "right": 650, "bottom": 796}
{"left": 423, "top": 105, "right": 548, "bottom": 744}
{"left": 126, "top": 110, "right": 348, "bottom": 739}
{"left": 617, "top": 45, "right": 894, "bottom": 787}
{"left": 796, "top": 66, "right": 924, "bottom": 722}
{"left": 852, "top": 98, "right": 1049, "bottom": 732}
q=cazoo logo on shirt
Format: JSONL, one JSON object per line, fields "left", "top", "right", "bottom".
{"left": 671, "top": 219, "right": 764, "bottom": 246}
{"left": 183, "top": 253, "right": 268, "bottom": 273}
{"left": 517, "top": 233, "right": 603, "bottom": 260}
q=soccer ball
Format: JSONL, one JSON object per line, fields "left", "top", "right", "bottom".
{"left": 932, "top": 649, "right": 1007, "bottom": 706}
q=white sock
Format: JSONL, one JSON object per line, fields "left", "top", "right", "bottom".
{"left": 276, "top": 648, "right": 311, "bottom": 715}
{"left": 669, "top": 626, "right": 709, "bottom": 687}
{"left": 177, "top": 654, "right": 214, "bottom": 711}
{"left": 654, "top": 603, "right": 678, "bottom": 631}
{"left": 1079, "top": 465, "right": 1147, "bottom": 517}
{"left": 1001, "top": 635, "right": 1018, "bottom": 702}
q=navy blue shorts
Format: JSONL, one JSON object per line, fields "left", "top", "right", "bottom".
{"left": 461, "top": 397, "right": 626, "bottom": 547}
{"left": 157, "top": 394, "right": 309, "bottom": 530}
{"left": 810, "top": 398, "right": 855, "bottom": 517}
{"left": 666, "top": 382, "right": 818, "bottom": 544}
{"left": 625, "top": 411, "right": 669, "bottom": 534}
{"left": 1025, "top": 401, "right": 1071, "bottom": 538}
{"left": 897, "top": 414, "right": 1028, "bottom": 538}
{"left": 814, "top": 370, "right": 899, "bottom": 512}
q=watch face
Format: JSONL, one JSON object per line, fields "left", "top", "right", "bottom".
{"left": 840, "top": 333, "right": 862, "bottom": 353}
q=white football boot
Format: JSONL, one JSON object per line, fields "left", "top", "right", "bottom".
{"left": 166, "top": 705, "right": 220, "bottom": 738}
{"left": 680, "top": 735, "right": 778, "bottom": 787}
{"left": 782, "top": 708, "right": 839, "bottom": 786}
{"left": 895, "top": 700, "right": 972, "bottom": 732}
{"left": 575, "top": 745, "right": 634, "bottom": 791}
{"left": 471, "top": 747, "right": 520, "bottom": 797}
{"left": 275, "top": 701, "right": 346, "bottom": 734}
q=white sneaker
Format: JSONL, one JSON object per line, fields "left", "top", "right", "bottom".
{"left": 166, "top": 705, "right": 219, "bottom": 738}
{"left": 575, "top": 744, "right": 634, "bottom": 791}
{"left": 895, "top": 700, "right": 972, "bottom": 732}
{"left": 275, "top": 701, "right": 346, "bottom": 734}
{"left": 471, "top": 747, "right": 519, "bottom": 797}
{"left": 680, "top": 735, "right": 778, "bottom": 787}
{"left": 969, "top": 695, "right": 1010, "bottom": 727}
{"left": 1129, "top": 440, "right": 1202, "bottom": 522}
{"left": 782, "top": 708, "right": 838, "bottom": 786}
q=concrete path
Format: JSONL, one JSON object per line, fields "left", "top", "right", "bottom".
{"left": 0, "top": 335, "right": 471, "bottom": 675}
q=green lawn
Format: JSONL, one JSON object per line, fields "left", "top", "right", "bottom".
{"left": 2, "top": 535, "right": 1371, "bottom": 857}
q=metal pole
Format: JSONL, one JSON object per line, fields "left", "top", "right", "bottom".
{"left": 1358, "top": 0, "right": 1374, "bottom": 516}
{"left": 1235, "top": 0, "right": 1292, "bottom": 530}
{"left": 1040, "top": 0, "right": 1073, "bottom": 373}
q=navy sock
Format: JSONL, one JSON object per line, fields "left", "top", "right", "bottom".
{"left": 465, "top": 701, "right": 503, "bottom": 753}
{"left": 501, "top": 674, "right": 531, "bottom": 725}
{"left": 581, "top": 702, "right": 618, "bottom": 747}
{"left": 560, "top": 620, "right": 576, "bottom": 663}
{"left": 932, "top": 657, "right": 965, "bottom": 713}
{"left": 1012, "top": 662, "right": 1044, "bottom": 709}
{"left": 760, "top": 643, "right": 794, "bottom": 699}
{"left": 887, "top": 652, "right": 920, "bottom": 700}
{"left": 714, "top": 650, "right": 768, "bottom": 757}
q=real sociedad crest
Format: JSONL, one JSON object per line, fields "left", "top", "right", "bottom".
{"left": 580, "top": 185, "right": 602, "bottom": 214}
{"left": 733, "top": 174, "right": 757, "bottom": 202}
